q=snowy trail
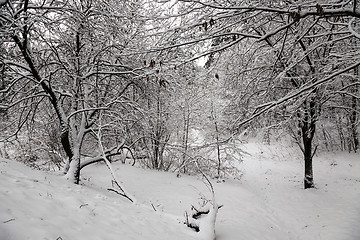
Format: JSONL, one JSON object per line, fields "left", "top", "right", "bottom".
{"left": 214, "top": 179, "right": 297, "bottom": 240}
{"left": 83, "top": 159, "right": 298, "bottom": 240}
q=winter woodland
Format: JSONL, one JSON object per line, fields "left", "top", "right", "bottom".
{"left": 0, "top": 1, "right": 359, "bottom": 239}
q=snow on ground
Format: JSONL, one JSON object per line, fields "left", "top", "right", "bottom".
{"left": 0, "top": 142, "right": 359, "bottom": 240}
{"left": 240, "top": 143, "right": 360, "bottom": 240}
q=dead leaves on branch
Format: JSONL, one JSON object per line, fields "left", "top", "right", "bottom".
{"left": 290, "top": 3, "right": 324, "bottom": 22}
{"left": 316, "top": 4, "right": 324, "bottom": 16}
{"left": 144, "top": 59, "right": 168, "bottom": 88}
{"left": 199, "top": 18, "right": 216, "bottom": 32}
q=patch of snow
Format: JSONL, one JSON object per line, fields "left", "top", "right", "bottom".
{"left": 0, "top": 141, "right": 359, "bottom": 239}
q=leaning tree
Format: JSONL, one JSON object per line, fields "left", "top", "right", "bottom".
{"left": 0, "top": 0, "right": 148, "bottom": 183}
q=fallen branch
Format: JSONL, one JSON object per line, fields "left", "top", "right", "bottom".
{"left": 79, "top": 203, "right": 88, "bottom": 208}
{"left": 184, "top": 162, "right": 221, "bottom": 240}
{"left": 192, "top": 204, "right": 223, "bottom": 219}
{"left": 92, "top": 114, "right": 137, "bottom": 204}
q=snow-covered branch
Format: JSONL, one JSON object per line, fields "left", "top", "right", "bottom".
{"left": 234, "top": 61, "right": 360, "bottom": 129}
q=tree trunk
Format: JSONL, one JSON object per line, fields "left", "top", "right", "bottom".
{"left": 153, "top": 137, "right": 160, "bottom": 169}
{"left": 303, "top": 133, "right": 315, "bottom": 189}
{"left": 211, "top": 102, "right": 221, "bottom": 178}
{"left": 301, "top": 99, "right": 316, "bottom": 189}
{"left": 350, "top": 67, "right": 359, "bottom": 152}
{"left": 350, "top": 95, "right": 359, "bottom": 152}
{"left": 13, "top": 34, "right": 76, "bottom": 177}
{"left": 61, "top": 128, "right": 73, "bottom": 174}
{"left": 181, "top": 106, "right": 190, "bottom": 173}
{"left": 64, "top": 151, "right": 81, "bottom": 184}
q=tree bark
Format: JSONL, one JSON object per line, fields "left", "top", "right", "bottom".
{"left": 350, "top": 67, "right": 359, "bottom": 152}
{"left": 303, "top": 132, "right": 315, "bottom": 189}
{"left": 64, "top": 150, "right": 81, "bottom": 184}
{"left": 350, "top": 95, "right": 359, "bottom": 152}
{"left": 211, "top": 102, "right": 221, "bottom": 178}
{"left": 301, "top": 99, "right": 316, "bottom": 189}
{"left": 181, "top": 106, "right": 190, "bottom": 173}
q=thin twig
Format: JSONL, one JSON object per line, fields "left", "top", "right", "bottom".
{"left": 107, "top": 188, "right": 134, "bottom": 203}
{"left": 3, "top": 218, "right": 15, "bottom": 223}
{"left": 151, "top": 203, "right": 157, "bottom": 212}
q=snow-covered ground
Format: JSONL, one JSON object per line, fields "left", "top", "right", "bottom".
{"left": 0, "top": 142, "right": 359, "bottom": 240}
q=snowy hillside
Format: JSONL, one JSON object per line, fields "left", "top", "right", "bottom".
{"left": 1, "top": 142, "right": 360, "bottom": 240}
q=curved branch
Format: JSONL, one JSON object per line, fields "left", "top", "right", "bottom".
{"left": 234, "top": 61, "right": 360, "bottom": 129}
{"left": 348, "top": 17, "right": 360, "bottom": 39}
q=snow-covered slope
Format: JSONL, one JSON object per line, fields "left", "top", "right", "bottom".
{"left": 0, "top": 159, "right": 200, "bottom": 240}
{"left": 1, "top": 142, "right": 359, "bottom": 240}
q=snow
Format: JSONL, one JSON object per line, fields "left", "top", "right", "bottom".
{"left": 198, "top": 203, "right": 218, "bottom": 240}
{"left": 1, "top": 142, "right": 360, "bottom": 240}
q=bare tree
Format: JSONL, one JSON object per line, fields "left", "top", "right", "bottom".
{"left": 143, "top": 0, "right": 360, "bottom": 188}
{"left": 0, "top": 0, "right": 146, "bottom": 183}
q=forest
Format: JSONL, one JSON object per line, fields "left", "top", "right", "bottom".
{"left": 0, "top": 1, "right": 359, "bottom": 239}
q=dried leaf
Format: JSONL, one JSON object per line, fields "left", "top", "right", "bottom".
{"left": 150, "top": 59, "right": 155, "bottom": 68}
{"left": 203, "top": 22, "right": 208, "bottom": 31}
{"left": 159, "top": 79, "right": 167, "bottom": 88}
{"left": 290, "top": 11, "right": 300, "bottom": 22}
{"left": 316, "top": 4, "right": 324, "bottom": 15}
